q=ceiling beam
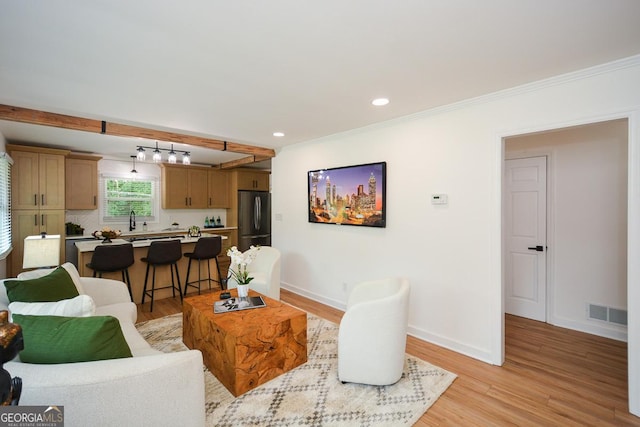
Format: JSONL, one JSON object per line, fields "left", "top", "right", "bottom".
{"left": 221, "top": 156, "right": 261, "bottom": 169}
{"left": 105, "top": 122, "right": 226, "bottom": 151}
{"left": 0, "top": 104, "right": 102, "bottom": 133}
{"left": 0, "top": 104, "right": 275, "bottom": 159}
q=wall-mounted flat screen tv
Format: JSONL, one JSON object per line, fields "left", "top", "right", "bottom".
{"left": 308, "top": 161, "right": 386, "bottom": 227}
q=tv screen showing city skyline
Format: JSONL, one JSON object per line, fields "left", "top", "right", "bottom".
{"left": 308, "top": 161, "right": 386, "bottom": 227}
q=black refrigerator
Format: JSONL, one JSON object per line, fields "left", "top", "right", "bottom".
{"left": 238, "top": 190, "right": 271, "bottom": 251}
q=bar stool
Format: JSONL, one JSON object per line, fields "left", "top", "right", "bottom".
{"left": 183, "top": 236, "right": 223, "bottom": 296}
{"left": 86, "top": 243, "right": 135, "bottom": 300}
{"left": 140, "top": 240, "right": 183, "bottom": 311}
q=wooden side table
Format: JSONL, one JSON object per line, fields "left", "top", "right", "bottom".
{"left": 183, "top": 290, "right": 307, "bottom": 396}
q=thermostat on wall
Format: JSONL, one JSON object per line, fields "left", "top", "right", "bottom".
{"left": 431, "top": 194, "right": 448, "bottom": 205}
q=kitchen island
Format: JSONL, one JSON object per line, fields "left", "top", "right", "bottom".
{"left": 76, "top": 233, "right": 229, "bottom": 305}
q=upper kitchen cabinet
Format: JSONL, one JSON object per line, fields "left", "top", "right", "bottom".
{"left": 208, "top": 169, "right": 229, "bottom": 208}
{"left": 233, "top": 169, "right": 270, "bottom": 191}
{"left": 65, "top": 154, "right": 102, "bottom": 210}
{"left": 227, "top": 168, "right": 270, "bottom": 229}
{"left": 161, "top": 164, "right": 209, "bottom": 209}
{"left": 8, "top": 144, "right": 69, "bottom": 210}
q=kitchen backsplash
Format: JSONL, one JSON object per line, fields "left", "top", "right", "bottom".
{"left": 66, "top": 208, "right": 228, "bottom": 236}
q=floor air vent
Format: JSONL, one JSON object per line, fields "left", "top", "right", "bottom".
{"left": 588, "top": 304, "right": 627, "bottom": 326}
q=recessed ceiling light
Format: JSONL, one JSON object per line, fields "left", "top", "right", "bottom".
{"left": 372, "top": 98, "right": 389, "bottom": 106}
{"left": 273, "top": 132, "right": 285, "bottom": 137}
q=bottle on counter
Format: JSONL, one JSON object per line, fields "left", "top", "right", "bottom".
{"left": 216, "top": 216, "right": 222, "bottom": 226}
{"left": 204, "top": 216, "right": 210, "bottom": 227}
{"left": 143, "top": 221, "right": 148, "bottom": 231}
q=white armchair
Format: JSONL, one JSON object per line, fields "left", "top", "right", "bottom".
{"left": 227, "top": 246, "right": 281, "bottom": 300}
{"left": 338, "top": 277, "right": 411, "bottom": 385}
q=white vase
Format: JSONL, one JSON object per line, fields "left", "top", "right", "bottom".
{"left": 237, "top": 284, "right": 249, "bottom": 298}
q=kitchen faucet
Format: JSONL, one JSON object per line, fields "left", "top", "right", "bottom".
{"left": 129, "top": 210, "right": 136, "bottom": 231}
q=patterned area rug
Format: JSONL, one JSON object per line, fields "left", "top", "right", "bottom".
{"left": 136, "top": 312, "right": 456, "bottom": 426}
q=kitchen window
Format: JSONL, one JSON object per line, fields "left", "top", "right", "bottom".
{"left": 101, "top": 175, "right": 158, "bottom": 223}
{"left": 0, "top": 152, "right": 12, "bottom": 259}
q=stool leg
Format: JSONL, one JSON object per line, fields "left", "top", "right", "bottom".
{"left": 150, "top": 266, "right": 156, "bottom": 312}
{"left": 172, "top": 263, "right": 183, "bottom": 302}
{"left": 184, "top": 258, "right": 193, "bottom": 296}
{"left": 197, "top": 259, "right": 202, "bottom": 293}
{"left": 214, "top": 257, "right": 222, "bottom": 289}
{"left": 123, "top": 269, "right": 133, "bottom": 301}
{"left": 93, "top": 270, "right": 97, "bottom": 277}
{"left": 141, "top": 264, "right": 151, "bottom": 305}
{"left": 170, "top": 264, "right": 176, "bottom": 298}
{"left": 206, "top": 259, "right": 211, "bottom": 290}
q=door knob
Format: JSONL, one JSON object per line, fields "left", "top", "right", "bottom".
{"left": 527, "top": 245, "right": 544, "bottom": 252}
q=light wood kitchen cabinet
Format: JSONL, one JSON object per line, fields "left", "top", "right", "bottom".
{"left": 161, "top": 164, "right": 209, "bottom": 209}
{"left": 227, "top": 168, "right": 271, "bottom": 228}
{"left": 208, "top": 169, "right": 229, "bottom": 208}
{"left": 8, "top": 145, "right": 68, "bottom": 210}
{"left": 7, "top": 144, "right": 69, "bottom": 277}
{"left": 235, "top": 169, "right": 270, "bottom": 191}
{"left": 65, "top": 154, "right": 102, "bottom": 210}
{"left": 10, "top": 209, "right": 66, "bottom": 277}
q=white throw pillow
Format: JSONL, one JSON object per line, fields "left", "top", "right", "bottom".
{"left": 8, "top": 295, "right": 96, "bottom": 321}
{"left": 59, "top": 262, "right": 86, "bottom": 295}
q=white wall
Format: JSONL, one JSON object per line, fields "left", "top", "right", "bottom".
{"left": 66, "top": 158, "right": 227, "bottom": 235}
{"left": 271, "top": 55, "right": 640, "bottom": 412}
{"left": 506, "top": 120, "right": 628, "bottom": 340}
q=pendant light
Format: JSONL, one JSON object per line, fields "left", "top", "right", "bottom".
{"left": 152, "top": 141, "right": 162, "bottom": 163}
{"left": 168, "top": 144, "right": 177, "bottom": 164}
{"left": 130, "top": 155, "right": 138, "bottom": 177}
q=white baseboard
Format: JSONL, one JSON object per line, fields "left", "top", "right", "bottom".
{"left": 282, "top": 281, "right": 495, "bottom": 365}
{"left": 407, "top": 325, "right": 495, "bottom": 365}
{"left": 548, "top": 314, "right": 628, "bottom": 342}
{"left": 281, "top": 281, "right": 347, "bottom": 312}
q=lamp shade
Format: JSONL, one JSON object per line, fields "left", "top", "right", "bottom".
{"left": 23, "top": 234, "right": 61, "bottom": 269}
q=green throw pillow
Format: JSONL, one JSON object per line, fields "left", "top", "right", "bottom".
{"left": 4, "top": 267, "right": 79, "bottom": 303}
{"left": 13, "top": 314, "right": 133, "bottom": 364}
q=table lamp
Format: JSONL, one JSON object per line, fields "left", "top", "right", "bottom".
{"left": 22, "top": 234, "right": 61, "bottom": 269}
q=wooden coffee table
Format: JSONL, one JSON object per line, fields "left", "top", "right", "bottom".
{"left": 183, "top": 290, "right": 307, "bottom": 396}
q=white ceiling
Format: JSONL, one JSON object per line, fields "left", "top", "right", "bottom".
{"left": 1, "top": 1, "right": 640, "bottom": 166}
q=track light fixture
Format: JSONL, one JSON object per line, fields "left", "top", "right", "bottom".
{"left": 134, "top": 141, "right": 192, "bottom": 165}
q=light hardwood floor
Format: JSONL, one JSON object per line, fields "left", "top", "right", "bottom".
{"left": 137, "top": 289, "right": 640, "bottom": 426}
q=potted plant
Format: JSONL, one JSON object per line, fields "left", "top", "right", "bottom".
{"left": 65, "top": 222, "right": 84, "bottom": 236}
{"left": 226, "top": 246, "right": 260, "bottom": 297}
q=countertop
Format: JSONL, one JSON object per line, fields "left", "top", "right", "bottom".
{"left": 75, "top": 232, "right": 228, "bottom": 253}
{"left": 66, "top": 227, "right": 236, "bottom": 240}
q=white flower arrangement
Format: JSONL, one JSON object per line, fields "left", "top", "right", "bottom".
{"left": 226, "top": 245, "right": 260, "bottom": 285}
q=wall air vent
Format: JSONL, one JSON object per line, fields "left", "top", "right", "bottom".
{"left": 589, "top": 304, "right": 607, "bottom": 321}
{"left": 588, "top": 304, "right": 627, "bottom": 326}
{"left": 609, "top": 308, "right": 628, "bottom": 326}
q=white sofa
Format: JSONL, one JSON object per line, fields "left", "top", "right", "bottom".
{"left": 338, "top": 277, "right": 411, "bottom": 385}
{"left": 0, "top": 264, "right": 206, "bottom": 427}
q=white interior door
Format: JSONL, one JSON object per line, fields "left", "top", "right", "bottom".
{"left": 505, "top": 156, "right": 547, "bottom": 321}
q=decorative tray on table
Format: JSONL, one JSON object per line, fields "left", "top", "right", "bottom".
{"left": 213, "top": 296, "right": 266, "bottom": 313}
